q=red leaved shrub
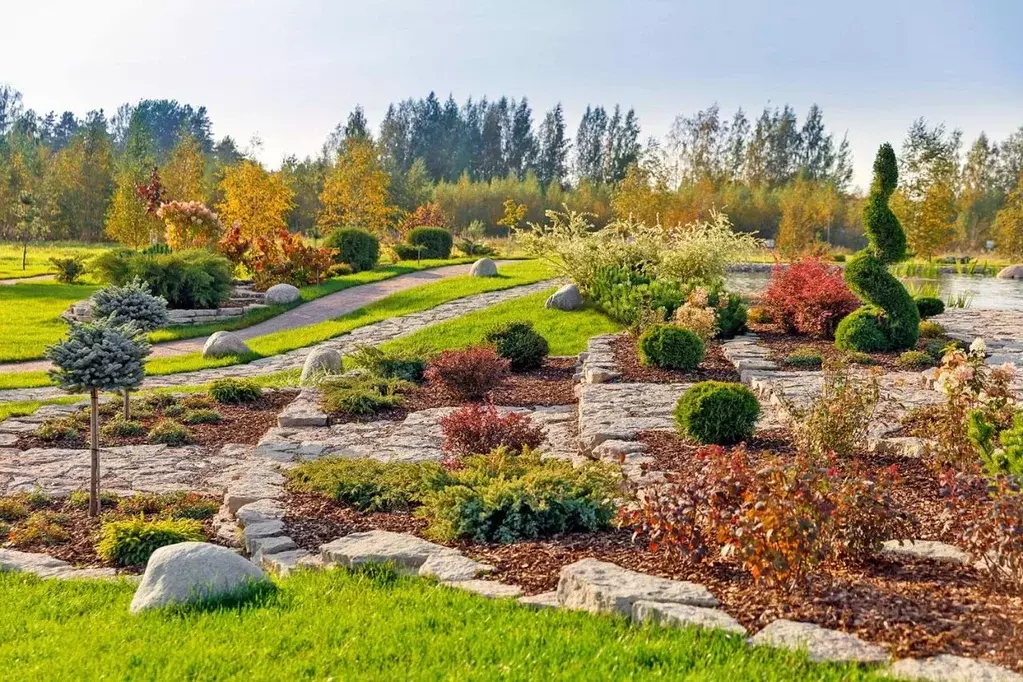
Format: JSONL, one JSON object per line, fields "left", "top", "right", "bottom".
{"left": 761, "top": 257, "right": 860, "bottom": 339}
{"left": 622, "top": 445, "right": 911, "bottom": 589}
{"left": 218, "top": 224, "right": 336, "bottom": 290}
{"left": 425, "top": 347, "right": 509, "bottom": 400}
{"left": 440, "top": 402, "right": 545, "bottom": 459}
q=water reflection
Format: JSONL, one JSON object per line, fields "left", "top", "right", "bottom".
{"left": 725, "top": 271, "right": 1023, "bottom": 311}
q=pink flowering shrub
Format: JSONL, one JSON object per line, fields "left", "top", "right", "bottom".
{"left": 158, "top": 201, "right": 225, "bottom": 251}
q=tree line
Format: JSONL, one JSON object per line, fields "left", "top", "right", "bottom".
{"left": 1, "top": 83, "right": 1022, "bottom": 259}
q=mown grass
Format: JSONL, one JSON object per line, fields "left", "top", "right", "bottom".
{"left": 380, "top": 290, "right": 622, "bottom": 357}
{"left": 0, "top": 281, "right": 99, "bottom": 362}
{"left": 0, "top": 568, "right": 884, "bottom": 682}
{"left": 147, "top": 258, "right": 476, "bottom": 344}
{"left": 0, "top": 241, "right": 111, "bottom": 279}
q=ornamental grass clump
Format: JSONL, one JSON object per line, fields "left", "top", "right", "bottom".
{"left": 95, "top": 517, "right": 205, "bottom": 567}
{"left": 675, "top": 381, "right": 760, "bottom": 445}
{"left": 45, "top": 319, "right": 150, "bottom": 516}
{"left": 484, "top": 321, "right": 549, "bottom": 371}
{"left": 835, "top": 144, "right": 920, "bottom": 352}
{"left": 208, "top": 378, "right": 263, "bottom": 404}
{"left": 638, "top": 325, "right": 704, "bottom": 370}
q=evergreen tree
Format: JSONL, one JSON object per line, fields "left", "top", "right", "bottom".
{"left": 505, "top": 98, "right": 536, "bottom": 179}
{"left": 534, "top": 104, "right": 569, "bottom": 187}
{"left": 799, "top": 104, "right": 834, "bottom": 181}
{"left": 959, "top": 133, "right": 1001, "bottom": 249}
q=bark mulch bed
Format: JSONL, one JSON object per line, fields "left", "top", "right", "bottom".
{"left": 327, "top": 357, "right": 578, "bottom": 425}
{"left": 1, "top": 493, "right": 224, "bottom": 573}
{"left": 610, "top": 333, "right": 740, "bottom": 384}
{"left": 17, "top": 391, "right": 295, "bottom": 451}
{"left": 283, "top": 423, "right": 1023, "bottom": 673}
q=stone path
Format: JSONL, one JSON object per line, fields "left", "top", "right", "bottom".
{"left": 0, "top": 273, "right": 54, "bottom": 285}
{"left": 933, "top": 308, "right": 1023, "bottom": 371}
{"left": 0, "top": 261, "right": 518, "bottom": 374}
{"left": 0, "top": 279, "right": 558, "bottom": 404}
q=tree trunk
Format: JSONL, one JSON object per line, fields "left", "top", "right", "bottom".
{"left": 22, "top": 241, "right": 27, "bottom": 271}
{"left": 123, "top": 390, "right": 130, "bottom": 420}
{"left": 89, "top": 388, "right": 100, "bottom": 517}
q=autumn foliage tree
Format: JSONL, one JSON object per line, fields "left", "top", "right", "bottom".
{"left": 161, "top": 133, "right": 208, "bottom": 203}
{"left": 995, "top": 173, "right": 1023, "bottom": 259}
{"left": 396, "top": 202, "right": 447, "bottom": 237}
{"left": 217, "top": 160, "right": 294, "bottom": 240}
{"left": 318, "top": 138, "right": 392, "bottom": 235}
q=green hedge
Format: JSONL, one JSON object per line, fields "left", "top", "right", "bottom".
{"left": 325, "top": 228, "right": 380, "bottom": 273}
{"left": 91, "top": 249, "right": 233, "bottom": 310}
{"left": 407, "top": 227, "right": 453, "bottom": 259}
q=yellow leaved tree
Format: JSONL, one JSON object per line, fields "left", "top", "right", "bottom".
{"left": 217, "top": 160, "right": 294, "bottom": 240}
{"left": 318, "top": 138, "right": 392, "bottom": 235}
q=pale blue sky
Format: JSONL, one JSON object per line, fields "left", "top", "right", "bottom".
{"left": 3, "top": 0, "right": 1020, "bottom": 189}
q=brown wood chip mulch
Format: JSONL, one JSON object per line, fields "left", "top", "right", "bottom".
{"left": 610, "top": 333, "right": 740, "bottom": 384}
{"left": 16, "top": 391, "right": 295, "bottom": 452}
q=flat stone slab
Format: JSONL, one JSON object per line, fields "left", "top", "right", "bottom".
{"left": 442, "top": 579, "right": 522, "bottom": 598}
{"left": 632, "top": 600, "right": 747, "bottom": 635}
{"left": 277, "top": 389, "right": 328, "bottom": 427}
{"left": 557, "top": 558, "right": 718, "bottom": 615}
{"left": 887, "top": 655, "right": 1023, "bottom": 681}
{"left": 259, "top": 549, "right": 321, "bottom": 577}
{"left": 882, "top": 539, "right": 971, "bottom": 565}
{"left": 750, "top": 619, "right": 889, "bottom": 664}
{"left": 246, "top": 534, "right": 297, "bottom": 559}
{"left": 320, "top": 530, "right": 491, "bottom": 581}
{"left": 518, "top": 591, "right": 560, "bottom": 609}
{"left": 235, "top": 498, "right": 285, "bottom": 525}
{"left": 0, "top": 548, "right": 116, "bottom": 580}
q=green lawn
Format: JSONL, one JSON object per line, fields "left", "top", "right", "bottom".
{"left": 0, "top": 281, "right": 99, "bottom": 362}
{"left": 380, "top": 290, "right": 621, "bottom": 357}
{"left": 0, "top": 568, "right": 883, "bottom": 681}
{"left": 0, "top": 241, "right": 111, "bottom": 279}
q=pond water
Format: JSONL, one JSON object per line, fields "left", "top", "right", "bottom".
{"left": 725, "top": 271, "right": 1023, "bottom": 311}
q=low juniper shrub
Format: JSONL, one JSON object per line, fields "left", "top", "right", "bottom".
{"left": 147, "top": 419, "right": 191, "bottom": 445}
{"left": 95, "top": 517, "right": 205, "bottom": 567}
{"left": 208, "top": 378, "right": 263, "bottom": 404}
{"left": 784, "top": 347, "right": 824, "bottom": 369}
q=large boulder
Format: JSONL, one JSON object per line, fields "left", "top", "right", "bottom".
{"left": 997, "top": 264, "right": 1023, "bottom": 279}
{"left": 129, "top": 542, "right": 268, "bottom": 613}
{"left": 469, "top": 258, "right": 498, "bottom": 277}
{"left": 265, "top": 283, "right": 301, "bottom": 304}
{"left": 202, "top": 331, "right": 251, "bottom": 358}
{"left": 300, "top": 347, "right": 342, "bottom": 384}
{"left": 545, "top": 283, "right": 582, "bottom": 311}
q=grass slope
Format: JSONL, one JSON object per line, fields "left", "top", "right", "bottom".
{"left": 0, "top": 241, "right": 110, "bottom": 279}
{"left": 0, "top": 281, "right": 99, "bottom": 362}
{"left": 0, "top": 569, "right": 883, "bottom": 682}
{"left": 380, "top": 290, "right": 621, "bottom": 357}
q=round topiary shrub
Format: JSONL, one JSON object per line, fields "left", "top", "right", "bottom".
{"left": 638, "top": 325, "right": 705, "bottom": 370}
{"left": 485, "top": 321, "right": 550, "bottom": 371}
{"left": 835, "top": 144, "right": 919, "bottom": 352}
{"left": 675, "top": 381, "right": 761, "bottom": 445}
{"left": 407, "top": 227, "right": 453, "bottom": 259}
{"left": 915, "top": 297, "right": 945, "bottom": 319}
{"left": 325, "top": 228, "right": 380, "bottom": 273}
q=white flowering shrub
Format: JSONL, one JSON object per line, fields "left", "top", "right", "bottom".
{"left": 46, "top": 319, "right": 151, "bottom": 393}
{"left": 91, "top": 277, "right": 169, "bottom": 332}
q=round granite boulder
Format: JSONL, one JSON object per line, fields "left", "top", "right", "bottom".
{"left": 265, "top": 283, "right": 301, "bottom": 304}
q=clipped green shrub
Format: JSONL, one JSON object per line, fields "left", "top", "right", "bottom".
{"left": 835, "top": 144, "right": 919, "bottom": 352}
{"left": 319, "top": 373, "right": 411, "bottom": 417}
{"left": 91, "top": 249, "right": 233, "bottom": 310}
{"left": 918, "top": 320, "right": 945, "bottom": 338}
{"left": 407, "top": 227, "right": 453, "bottom": 259}
{"left": 638, "top": 325, "right": 704, "bottom": 370}
{"left": 785, "top": 347, "right": 824, "bottom": 369}
{"left": 147, "top": 419, "right": 191, "bottom": 445}
{"left": 897, "top": 350, "right": 934, "bottom": 369}
{"left": 675, "top": 381, "right": 760, "bottom": 445}
{"left": 95, "top": 517, "right": 205, "bottom": 567}
{"left": 208, "top": 378, "right": 263, "bottom": 404}
{"left": 392, "top": 243, "right": 424, "bottom": 261}
{"left": 100, "top": 418, "right": 145, "bottom": 438}
{"left": 286, "top": 457, "right": 449, "bottom": 512}
{"left": 420, "top": 448, "right": 621, "bottom": 543}
{"left": 916, "top": 297, "right": 945, "bottom": 319}
{"left": 715, "top": 293, "right": 748, "bottom": 340}
{"left": 325, "top": 228, "right": 380, "bottom": 273}
{"left": 181, "top": 409, "right": 223, "bottom": 424}
{"left": 485, "top": 321, "right": 549, "bottom": 371}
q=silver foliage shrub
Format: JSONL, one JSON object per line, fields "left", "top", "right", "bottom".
{"left": 91, "top": 277, "right": 169, "bottom": 332}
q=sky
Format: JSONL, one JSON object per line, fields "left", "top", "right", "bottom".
{"left": 2, "top": 0, "right": 1021, "bottom": 190}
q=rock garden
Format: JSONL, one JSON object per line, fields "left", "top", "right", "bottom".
{"left": 2, "top": 147, "right": 1021, "bottom": 682}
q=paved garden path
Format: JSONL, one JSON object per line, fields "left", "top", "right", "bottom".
{"left": 0, "top": 278, "right": 559, "bottom": 404}
{"left": 0, "top": 273, "right": 54, "bottom": 285}
{"left": 0, "top": 261, "right": 516, "bottom": 374}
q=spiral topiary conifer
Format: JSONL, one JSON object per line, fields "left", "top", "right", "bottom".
{"left": 835, "top": 144, "right": 919, "bottom": 352}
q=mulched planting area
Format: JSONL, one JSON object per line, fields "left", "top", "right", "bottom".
{"left": 610, "top": 333, "right": 740, "bottom": 383}
{"left": 283, "top": 426, "right": 1023, "bottom": 673}
{"left": 747, "top": 321, "right": 949, "bottom": 372}
{"left": 327, "top": 358, "right": 578, "bottom": 424}
{"left": 17, "top": 391, "right": 295, "bottom": 451}
{"left": 0, "top": 493, "right": 224, "bottom": 572}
